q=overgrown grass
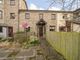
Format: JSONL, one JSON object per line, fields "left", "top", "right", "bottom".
{"left": 14, "top": 32, "right": 40, "bottom": 49}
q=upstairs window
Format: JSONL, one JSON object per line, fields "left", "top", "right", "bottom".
{"left": 63, "top": 14, "right": 68, "bottom": 19}
{"left": 51, "top": 14, "right": 56, "bottom": 20}
{"left": 39, "top": 13, "right": 43, "bottom": 19}
{"left": 25, "top": 13, "right": 30, "bottom": 19}
{"left": 10, "top": 13, "right": 15, "bottom": 19}
{"left": 0, "top": 11, "right": 3, "bottom": 19}
{"left": 10, "top": 0, "right": 15, "bottom": 6}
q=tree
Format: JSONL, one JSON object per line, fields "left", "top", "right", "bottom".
{"left": 47, "top": 0, "right": 80, "bottom": 11}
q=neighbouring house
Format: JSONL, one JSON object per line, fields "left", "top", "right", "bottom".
{"left": 72, "top": 8, "right": 80, "bottom": 32}
{"left": 0, "top": 23, "right": 13, "bottom": 38}
{"left": 72, "top": 21, "right": 80, "bottom": 32}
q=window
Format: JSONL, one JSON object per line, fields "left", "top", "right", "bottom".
{"left": 63, "top": 14, "right": 68, "bottom": 19}
{"left": 0, "top": 26, "right": 2, "bottom": 32}
{"left": 49, "top": 26, "right": 55, "bottom": 31}
{"left": 39, "top": 13, "right": 43, "bottom": 19}
{"left": 10, "top": 0, "right": 15, "bottom": 6}
{"left": 78, "top": 13, "right": 80, "bottom": 16}
{"left": 59, "top": 26, "right": 66, "bottom": 32}
{"left": 0, "top": 11, "right": 2, "bottom": 19}
{"left": 25, "top": 13, "right": 30, "bottom": 19}
{"left": 51, "top": 14, "right": 56, "bottom": 20}
{"left": 0, "top": 0, "right": 2, "bottom": 4}
{"left": 10, "top": 13, "right": 15, "bottom": 19}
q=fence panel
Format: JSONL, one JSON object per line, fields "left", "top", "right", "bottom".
{"left": 46, "top": 32, "right": 79, "bottom": 60}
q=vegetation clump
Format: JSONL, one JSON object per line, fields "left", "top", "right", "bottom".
{"left": 30, "top": 40, "right": 40, "bottom": 46}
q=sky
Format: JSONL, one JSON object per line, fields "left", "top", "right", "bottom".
{"left": 26, "top": 0, "right": 80, "bottom": 11}
{"left": 26, "top": 0, "right": 61, "bottom": 10}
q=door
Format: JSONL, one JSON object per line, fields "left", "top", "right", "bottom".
{"left": 8, "top": 27, "right": 13, "bottom": 37}
{"left": 39, "top": 26, "right": 44, "bottom": 37}
{"left": 36, "top": 19, "right": 47, "bottom": 38}
{"left": 66, "top": 21, "right": 71, "bottom": 32}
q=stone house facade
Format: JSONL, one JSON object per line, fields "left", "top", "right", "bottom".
{"left": 0, "top": 0, "right": 27, "bottom": 33}
{"left": 0, "top": 0, "right": 79, "bottom": 36}
{"left": 19, "top": 10, "right": 73, "bottom": 33}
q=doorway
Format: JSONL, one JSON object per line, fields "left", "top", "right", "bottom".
{"left": 36, "top": 19, "right": 46, "bottom": 38}
{"left": 8, "top": 27, "right": 13, "bottom": 37}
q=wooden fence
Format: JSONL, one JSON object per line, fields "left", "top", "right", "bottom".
{"left": 46, "top": 32, "right": 80, "bottom": 60}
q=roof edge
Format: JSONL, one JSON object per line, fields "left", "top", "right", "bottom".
{"left": 19, "top": 9, "right": 73, "bottom": 13}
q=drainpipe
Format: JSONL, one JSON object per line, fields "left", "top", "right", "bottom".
{"left": 18, "top": 0, "right": 20, "bottom": 32}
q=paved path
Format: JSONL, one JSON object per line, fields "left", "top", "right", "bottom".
{"left": 0, "top": 38, "right": 66, "bottom": 60}
{"left": 0, "top": 47, "right": 36, "bottom": 60}
{"left": 39, "top": 38, "right": 66, "bottom": 60}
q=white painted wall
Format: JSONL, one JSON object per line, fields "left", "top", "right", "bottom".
{"left": 0, "top": 27, "right": 8, "bottom": 38}
{"left": 57, "top": 13, "right": 73, "bottom": 32}
{"left": 73, "top": 23, "right": 80, "bottom": 32}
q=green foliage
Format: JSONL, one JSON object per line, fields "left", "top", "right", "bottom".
{"left": 30, "top": 40, "right": 40, "bottom": 46}
{"left": 0, "top": 37, "right": 14, "bottom": 42}
{"left": 8, "top": 38, "right": 14, "bottom": 42}
{"left": 15, "top": 31, "right": 24, "bottom": 34}
{"left": 0, "top": 37, "right": 2, "bottom": 40}
{"left": 0, "top": 39, "right": 5, "bottom": 42}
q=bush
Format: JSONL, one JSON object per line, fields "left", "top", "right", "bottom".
{"left": 30, "top": 40, "right": 40, "bottom": 46}
{"left": 0, "top": 37, "right": 2, "bottom": 40}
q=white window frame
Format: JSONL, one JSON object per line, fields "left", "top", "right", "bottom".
{"left": 10, "top": 0, "right": 15, "bottom": 6}
{"left": 25, "top": 13, "right": 30, "bottom": 19}
{"left": 51, "top": 14, "right": 56, "bottom": 20}
{"left": 0, "top": 10, "right": 3, "bottom": 19}
{"left": 39, "top": 13, "right": 43, "bottom": 19}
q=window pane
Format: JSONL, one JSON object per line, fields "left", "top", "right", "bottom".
{"left": 49, "top": 26, "right": 55, "bottom": 31}
{"left": 63, "top": 14, "right": 68, "bottom": 19}
{"left": 25, "top": 13, "right": 30, "bottom": 19}
{"left": 10, "top": 0, "right": 15, "bottom": 6}
{"left": 51, "top": 14, "right": 56, "bottom": 20}
{"left": 10, "top": 13, "right": 15, "bottom": 19}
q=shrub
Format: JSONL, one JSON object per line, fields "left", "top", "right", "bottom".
{"left": 30, "top": 40, "right": 40, "bottom": 46}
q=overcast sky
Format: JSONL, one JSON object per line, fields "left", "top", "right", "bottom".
{"left": 26, "top": 0, "right": 61, "bottom": 10}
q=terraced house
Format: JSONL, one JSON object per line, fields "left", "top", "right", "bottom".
{"left": 0, "top": 0, "right": 79, "bottom": 37}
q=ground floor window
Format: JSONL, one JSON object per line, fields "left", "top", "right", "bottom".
{"left": 49, "top": 25, "right": 55, "bottom": 31}
{"left": 0, "top": 26, "right": 2, "bottom": 32}
{"left": 59, "top": 26, "right": 66, "bottom": 32}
